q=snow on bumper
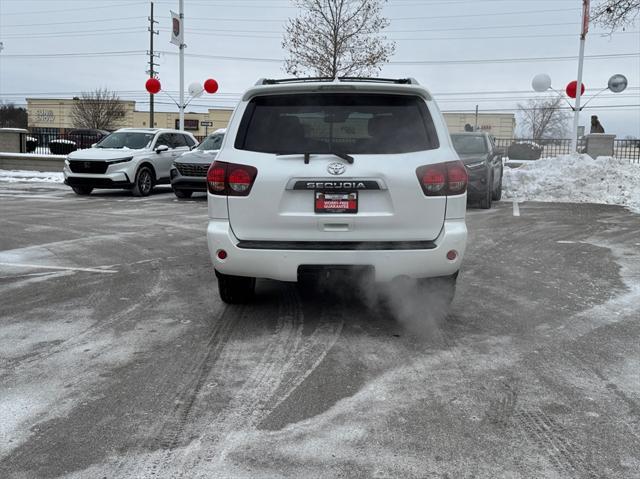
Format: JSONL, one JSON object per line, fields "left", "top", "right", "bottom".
{"left": 207, "top": 219, "right": 466, "bottom": 282}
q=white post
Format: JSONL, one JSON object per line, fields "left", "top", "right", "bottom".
{"left": 572, "top": 0, "right": 589, "bottom": 153}
{"left": 179, "top": 0, "right": 185, "bottom": 131}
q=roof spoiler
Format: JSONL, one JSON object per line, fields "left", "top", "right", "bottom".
{"left": 255, "top": 77, "right": 419, "bottom": 86}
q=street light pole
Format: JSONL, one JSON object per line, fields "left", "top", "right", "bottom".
{"left": 179, "top": 0, "right": 185, "bottom": 131}
{"left": 572, "top": 0, "right": 590, "bottom": 153}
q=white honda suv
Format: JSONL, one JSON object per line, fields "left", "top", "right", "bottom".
{"left": 206, "top": 78, "right": 468, "bottom": 303}
{"left": 63, "top": 128, "right": 197, "bottom": 196}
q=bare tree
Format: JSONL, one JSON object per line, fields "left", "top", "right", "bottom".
{"left": 592, "top": 0, "right": 640, "bottom": 30}
{"left": 283, "top": 0, "right": 395, "bottom": 78}
{"left": 517, "top": 96, "right": 571, "bottom": 140}
{"left": 71, "top": 88, "right": 127, "bottom": 130}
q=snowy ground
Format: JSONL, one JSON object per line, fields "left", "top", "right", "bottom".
{"left": 504, "top": 154, "right": 640, "bottom": 213}
{"left": 1, "top": 184, "right": 639, "bottom": 478}
{"left": 0, "top": 169, "right": 64, "bottom": 184}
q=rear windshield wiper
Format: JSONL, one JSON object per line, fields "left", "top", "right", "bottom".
{"left": 276, "top": 152, "right": 354, "bottom": 164}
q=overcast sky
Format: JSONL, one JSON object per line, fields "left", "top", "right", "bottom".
{"left": 0, "top": 0, "right": 638, "bottom": 137}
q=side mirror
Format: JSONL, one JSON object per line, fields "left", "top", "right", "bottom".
{"left": 91, "top": 143, "right": 97, "bottom": 148}
{"left": 155, "top": 144, "right": 169, "bottom": 154}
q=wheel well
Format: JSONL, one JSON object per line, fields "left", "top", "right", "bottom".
{"left": 137, "top": 162, "right": 156, "bottom": 180}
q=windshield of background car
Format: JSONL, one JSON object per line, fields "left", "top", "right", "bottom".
{"left": 197, "top": 133, "right": 224, "bottom": 151}
{"left": 235, "top": 93, "right": 439, "bottom": 154}
{"left": 96, "top": 132, "right": 154, "bottom": 149}
{"left": 451, "top": 134, "right": 488, "bottom": 154}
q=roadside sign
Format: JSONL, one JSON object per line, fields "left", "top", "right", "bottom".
{"left": 201, "top": 121, "right": 213, "bottom": 126}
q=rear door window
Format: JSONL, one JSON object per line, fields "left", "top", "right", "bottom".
{"left": 235, "top": 93, "right": 439, "bottom": 154}
{"left": 171, "top": 133, "right": 188, "bottom": 148}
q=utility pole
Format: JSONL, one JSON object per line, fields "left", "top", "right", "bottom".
{"left": 147, "top": 2, "right": 159, "bottom": 128}
{"left": 179, "top": 0, "right": 185, "bottom": 131}
{"left": 572, "top": 0, "right": 590, "bottom": 153}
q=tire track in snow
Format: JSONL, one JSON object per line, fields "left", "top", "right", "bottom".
{"left": 174, "top": 287, "right": 345, "bottom": 478}
{"left": 143, "top": 302, "right": 247, "bottom": 479}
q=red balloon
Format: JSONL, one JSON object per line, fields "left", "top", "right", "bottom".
{"left": 203, "top": 78, "right": 219, "bottom": 94}
{"left": 565, "top": 80, "right": 585, "bottom": 99}
{"left": 145, "top": 78, "right": 161, "bottom": 94}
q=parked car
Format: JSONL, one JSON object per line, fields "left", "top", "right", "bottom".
{"left": 450, "top": 132, "right": 503, "bottom": 209}
{"left": 206, "top": 77, "right": 468, "bottom": 304}
{"left": 68, "top": 128, "right": 110, "bottom": 149}
{"left": 170, "top": 129, "right": 226, "bottom": 198}
{"left": 63, "top": 128, "right": 197, "bottom": 196}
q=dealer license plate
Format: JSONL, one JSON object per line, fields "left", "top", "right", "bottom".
{"left": 314, "top": 191, "right": 358, "bottom": 214}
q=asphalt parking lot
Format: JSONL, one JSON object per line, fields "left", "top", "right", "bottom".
{"left": 1, "top": 183, "right": 639, "bottom": 479}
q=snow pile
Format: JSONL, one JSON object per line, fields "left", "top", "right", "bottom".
{"left": 0, "top": 169, "right": 64, "bottom": 183}
{"left": 503, "top": 154, "right": 640, "bottom": 213}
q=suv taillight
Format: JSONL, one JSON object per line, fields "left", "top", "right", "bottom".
{"left": 207, "top": 161, "right": 258, "bottom": 196}
{"left": 416, "top": 161, "right": 467, "bottom": 196}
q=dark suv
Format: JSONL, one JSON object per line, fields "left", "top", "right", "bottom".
{"left": 170, "top": 129, "right": 225, "bottom": 198}
{"left": 451, "top": 132, "right": 503, "bottom": 209}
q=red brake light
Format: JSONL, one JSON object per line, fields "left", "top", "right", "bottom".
{"left": 209, "top": 166, "right": 226, "bottom": 192}
{"left": 416, "top": 161, "right": 467, "bottom": 196}
{"left": 421, "top": 166, "right": 447, "bottom": 194}
{"left": 207, "top": 161, "right": 258, "bottom": 196}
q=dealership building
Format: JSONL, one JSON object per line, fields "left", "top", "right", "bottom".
{"left": 26, "top": 98, "right": 515, "bottom": 138}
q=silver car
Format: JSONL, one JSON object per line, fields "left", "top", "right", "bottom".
{"left": 170, "top": 129, "right": 225, "bottom": 199}
{"left": 63, "top": 128, "right": 198, "bottom": 196}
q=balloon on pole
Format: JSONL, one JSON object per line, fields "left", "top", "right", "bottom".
{"left": 145, "top": 78, "right": 161, "bottom": 95}
{"left": 188, "top": 81, "right": 203, "bottom": 97}
{"left": 607, "top": 74, "right": 628, "bottom": 93}
{"left": 565, "top": 80, "right": 585, "bottom": 99}
{"left": 203, "top": 78, "right": 219, "bottom": 94}
{"left": 532, "top": 73, "right": 552, "bottom": 92}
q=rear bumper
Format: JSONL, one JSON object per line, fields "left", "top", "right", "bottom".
{"left": 207, "top": 219, "right": 466, "bottom": 282}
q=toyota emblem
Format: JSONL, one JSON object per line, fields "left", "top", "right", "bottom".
{"left": 327, "top": 162, "right": 346, "bottom": 175}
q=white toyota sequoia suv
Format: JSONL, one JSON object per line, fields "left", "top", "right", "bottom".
{"left": 206, "top": 78, "right": 468, "bottom": 303}
{"left": 63, "top": 128, "right": 197, "bottom": 196}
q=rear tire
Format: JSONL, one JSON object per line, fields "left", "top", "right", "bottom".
{"left": 216, "top": 271, "right": 256, "bottom": 304}
{"left": 71, "top": 186, "right": 93, "bottom": 195}
{"left": 479, "top": 173, "right": 493, "bottom": 209}
{"left": 174, "top": 189, "right": 193, "bottom": 199}
{"left": 132, "top": 166, "right": 154, "bottom": 197}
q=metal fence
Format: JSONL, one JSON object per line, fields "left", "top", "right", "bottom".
{"left": 22, "top": 131, "right": 109, "bottom": 156}
{"left": 8, "top": 132, "right": 640, "bottom": 164}
{"left": 495, "top": 138, "right": 640, "bottom": 163}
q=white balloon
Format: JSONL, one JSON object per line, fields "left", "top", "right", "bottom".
{"left": 188, "top": 82, "right": 203, "bottom": 97}
{"left": 608, "top": 74, "right": 628, "bottom": 93}
{"left": 532, "top": 73, "right": 552, "bottom": 92}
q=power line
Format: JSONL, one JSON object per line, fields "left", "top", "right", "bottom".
{"left": 185, "top": 7, "right": 582, "bottom": 23}
{"left": 1, "top": 51, "right": 146, "bottom": 59}
{"left": 0, "top": 1, "right": 148, "bottom": 16}
{"left": 153, "top": 50, "right": 639, "bottom": 65}
{"left": 0, "top": 16, "right": 145, "bottom": 29}
{"left": 155, "top": 28, "right": 637, "bottom": 41}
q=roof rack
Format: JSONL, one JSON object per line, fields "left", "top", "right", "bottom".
{"left": 256, "top": 77, "right": 419, "bottom": 85}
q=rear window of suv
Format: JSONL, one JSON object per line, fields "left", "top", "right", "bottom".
{"left": 235, "top": 93, "right": 439, "bottom": 154}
